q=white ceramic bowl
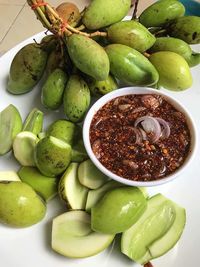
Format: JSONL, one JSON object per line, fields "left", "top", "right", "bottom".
{"left": 83, "top": 87, "right": 198, "bottom": 187}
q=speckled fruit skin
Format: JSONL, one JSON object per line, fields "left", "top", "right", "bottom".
{"left": 34, "top": 136, "right": 72, "bottom": 177}
{"left": 82, "top": 0, "right": 131, "bottom": 30}
{"left": 63, "top": 75, "right": 91, "bottom": 123}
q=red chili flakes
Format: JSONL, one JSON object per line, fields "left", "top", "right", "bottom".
{"left": 90, "top": 94, "right": 191, "bottom": 182}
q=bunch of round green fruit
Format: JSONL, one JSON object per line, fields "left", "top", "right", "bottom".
{"left": 6, "top": 0, "right": 200, "bottom": 123}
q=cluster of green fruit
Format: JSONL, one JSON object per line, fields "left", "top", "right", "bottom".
{"left": 7, "top": 0, "right": 200, "bottom": 116}
{"left": 0, "top": 103, "right": 186, "bottom": 266}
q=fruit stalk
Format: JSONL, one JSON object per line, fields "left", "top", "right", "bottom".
{"left": 131, "top": 0, "right": 140, "bottom": 19}
{"left": 144, "top": 262, "right": 154, "bottom": 267}
{"left": 27, "top": 0, "right": 107, "bottom": 38}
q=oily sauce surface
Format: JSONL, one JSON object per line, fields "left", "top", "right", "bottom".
{"left": 90, "top": 94, "right": 191, "bottom": 181}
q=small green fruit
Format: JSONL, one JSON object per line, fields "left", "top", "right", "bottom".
{"left": 0, "top": 181, "right": 46, "bottom": 227}
{"left": 91, "top": 187, "right": 147, "bottom": 234}
{"left": 18, "top": 167, "right": 58, "bottom": 202}
{"left": 149, "top": 51, "right": 193, "bottom": 90}
{"left": 34, "top": 136, "right": 72, "bottom": 177}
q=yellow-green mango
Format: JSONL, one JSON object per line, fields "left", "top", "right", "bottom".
{"left": 41, "top": 68, "right": 68, "bottom": 110}
{"left": 166, "top": 16, "right": 200, "bottom": 44}
{"left": 0, "top": 104, "right": 22, "bottom": 155}
{"left": 82, "top": 0, "right": 131, "bottom": 30}
{"left": 149, "top": 51, "right": 192, "bottom": 91}
{"left": 88, "top": 75, "right": 118, "bottom": 96}
{"left": 139, "top": 0, "right": 185, "bottom": 28}
{"left": 7, "top": 44, "right": 47, "bottom": 94}
{"left": 67, "top": 34, "right": 109, "bottom": 81}
{"left": 63, "top": 75, "right": 91, "bottom": 122}
{"left": 107, "top": 20, "right": 156, "bottom": 53}
{"left": 149, "top": 37, "right": 200, "bottom": 67}
{"left": 0, "top": 181, "right": 46, "bottom": 227}
{"left": 105, "top": 44, "right": 159, "bottom": 86}
{"left": 40, "top": 35, "right": 58, "bottom": 54}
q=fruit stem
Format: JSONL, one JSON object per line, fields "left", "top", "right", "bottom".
{"left": 75, "top": 24, "right": 86, "bottom": 31}
{"left": 27, "top": 0, "right": 107, "bottom": 38}
{"left": 144, "top": 262, "right": 154, "bottom": 267}
{"left": 131, "top": 0, "right": 140, "bottom": 20}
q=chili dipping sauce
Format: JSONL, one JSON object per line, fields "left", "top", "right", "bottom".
{"left": 89, "top": 94, "right": 191, "bottom": 182}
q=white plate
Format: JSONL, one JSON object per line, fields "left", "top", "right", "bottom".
{"left": 0, "top": 32, "right": 200, "bottom": 267}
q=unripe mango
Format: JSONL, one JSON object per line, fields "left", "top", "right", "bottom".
{"left": 139, "top": 0, "right": 185, "bottom": 28}
{"left": 0, "top": 181, "right": 46, "bottom": 227}
{"left": 41, "top": 68, "right": 68, "bottom": 110}
{"left": 7, "top": 43, "right": 47, "bottom": 94}
{"left": 82, "top": 0, "right": 131, "bottom": 30}
{"left": 107, "top": 20, "right": 156, "bottom": 53}
{"left": 63, "top": 74, "right": 91, "bottom": 122}
{"left": 105, "top": 44, "right": 159, "bottom": 86}
{"left": 166, "top": 16, "right": 200, "bottom": 44}
{"left": 67, "top": 34, "right": 109, "bottom": 81}
{"left": 149, "top": 37, "right": 200, "bottom": 67}
{"left": 88, "top": 75, "right": 118, "bottom": 96}
{"left": 149, "top": 51, "right": 193, "bottom": 91}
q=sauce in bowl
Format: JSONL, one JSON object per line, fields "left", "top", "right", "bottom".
{"left": 89, "top": 94, "right": 191, "bottom": 182}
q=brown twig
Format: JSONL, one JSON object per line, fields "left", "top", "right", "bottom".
{"left": 131, "top": 0, "right": 140, "bottom": 20}
{"left": 27, "top": 0, "right": 107, "bottom": 38}
{"left": 144, "top": 262, "right": 154, "bottom": 267}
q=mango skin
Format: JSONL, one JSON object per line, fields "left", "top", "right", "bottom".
{"left": 34, "top": 136, "right": 72, "bottom": 177}
{"left": 82, "top": 0, "right": 131, "bottom": 30}
{"left": 67, "top": 34, "right": 109, "bottom": 81}
{"left": 88, "top": 75, "right": 118, "bottom": 96}
{"left": 166, "top": 16, "right": 200, "bottom": 44}
{"left": 0, "top": 181, "right": 46, "bottom": 227}
{"left": 105, "top": 44, "right": 159, "bottom": 86}
{"left": 149, "top": 37, "right": 200, "bottom": 67}
{"left": 107, "top": 20, "right": 156, "bottom": 53}
{"left": 41, "top": 68, "right": 68, "bottom": 110}
{"left": 63, "top": 75, "right": 91, "bottom": 122}
{"left": 91, "top": 187, "right": 147, "bottom": 234}
{"left": 149, "top": 51, "right": 193, "bottom": 91}
{"left": 139, "top": 0, "right": 185, "bottom": 28}
{"left": 7, "top": 43, "right": 47, "bottom": 94}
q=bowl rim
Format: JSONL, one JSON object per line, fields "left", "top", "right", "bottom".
{"left": 83, "top": 86, "right": 198, "bottom": 187}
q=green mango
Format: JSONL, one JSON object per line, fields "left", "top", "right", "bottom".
{"left": 139, "top": 0, "right": 185, "bottom": 28}
{"left": 22, "top": 108, "right": 43, "bottom": 135}
{"left": 0, "top": 104, "right": 22, "bottom": 155}
{"left": 67, "top": 34, "right": 109, "bottom": 81}
{"left": 18, "top": 167, "right": 58, "bottom": 202}
{"left": 88, "top": 75, "right": 118, "bottom": 96}
{"left": 91, "top": 187, "right": 147, "bottom": 234}
{"left": 7, "top": 43, "right": 47, "bottom": 94}
{"left": 34, "top": 136, "right": 72, "bottom": 177}
{"left": 41, "top": 68, "right": 68, "bottom": 110}
{"left": 40, "top": 35, "right": 58, "bottom": 53}
{"left": 107, "top": 20, "right": 156, "bottom": 53}
{"left": 0, "top": 181, "right": 46, "bottom": 227}
{"left": 149, "top": 37, "right": 200, "bottom": 67}
{"left": 63, "top": 74, "right": 91, "bottom": 122}
{"left": 105, "top": 44, "right": 159, "bottom": 86}
{"left": 166, "top": 16, "right": 200, "bottom": 44}
{"left": 149, "top": 51, "right": 193, "bottom": 91}
{"left": 82, "top": 0, "right": 131, "bottom": 30}
{"left": 47, "top": 119, "right": 75, "bottom": 145}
